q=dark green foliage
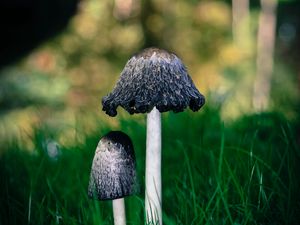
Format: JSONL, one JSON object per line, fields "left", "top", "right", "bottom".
{"left": 0, "top": 109, "right": 299, "bottom": 225}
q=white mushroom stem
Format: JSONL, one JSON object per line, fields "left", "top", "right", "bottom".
{"left": 112, "top": 198, "right": 126, "bottom": 225}
{"left": 145, "top": 107, "right": 162, "bottom": 225}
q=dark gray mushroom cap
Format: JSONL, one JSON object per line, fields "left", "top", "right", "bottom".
{"left": 88, "top": 131, "right": 138, "bottom": 200}
{"left": 102, "top": 47, "right": 205, "bottom": 116}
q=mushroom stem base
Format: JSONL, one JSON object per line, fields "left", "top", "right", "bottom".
{"left": 145, "top": 107, "right": 162, "bottom": 225}
{"left": 113, "top": 198, "right": 126, "bottom": 225}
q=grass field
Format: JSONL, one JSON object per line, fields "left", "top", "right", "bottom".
{"left": 1, "top": 108, "right": 299, "bottom": 225}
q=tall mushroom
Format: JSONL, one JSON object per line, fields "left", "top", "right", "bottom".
{"left": 102, "top": 47, "right": 205, "bottom": 225}
{"left": 88, "top": 131, "right": 138, "bottom": 225}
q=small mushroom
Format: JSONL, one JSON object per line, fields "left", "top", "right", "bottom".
{"left": 88, "top": 131, "right": 138, "bottom": 225}
{"left": 102, "top": 47, "right": 205, "bottom": 225}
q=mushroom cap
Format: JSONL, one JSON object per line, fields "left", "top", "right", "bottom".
{"left": 102, "top": 47, "right": 205, "bottom": 116}
{"left": 88, "top": 131, "right": 138, "bottom": 200}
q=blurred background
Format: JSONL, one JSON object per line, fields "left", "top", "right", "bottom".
{"left": 0, "top": 0, "right": 299, "bottom": 150}
{"left": 0, "top": 0, "right": 300, "bottom": 224}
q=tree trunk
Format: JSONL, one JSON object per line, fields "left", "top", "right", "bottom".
{"left": 232, "top": 0, "right": 250, "bottom": 48}
{"left": 253, "top": 0, "right": 277, "bottom": 111}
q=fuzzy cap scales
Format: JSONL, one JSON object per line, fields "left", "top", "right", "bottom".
{"left": 102, "top": 47, "right": 205, "bottom": 116}
{"left": 88, "top": 131, "right": 138, "bottom": 200}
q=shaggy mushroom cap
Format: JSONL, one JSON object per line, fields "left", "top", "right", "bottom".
{"left": 102, "top": 47, "right": 205, "bottom": 116}
{"left": 88, "top": 131, "right": 138, "bottom": 200}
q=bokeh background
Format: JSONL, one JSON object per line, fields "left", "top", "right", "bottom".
{"left": 1, "top": 0, "right": 299, "bottom": 148}
{"left": 0, "top": 0, "right": 300, "bottom": 224}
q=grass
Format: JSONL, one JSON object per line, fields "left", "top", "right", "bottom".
{"left": 0, "top": 108, "right": 300, "bottom": 225}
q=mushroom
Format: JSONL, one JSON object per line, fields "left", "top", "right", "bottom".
{"left": 88, "top": 131, "right": 138, "bottom": 225}
{"left": 102, "top": 47, "right": 205, "bottom": 225}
